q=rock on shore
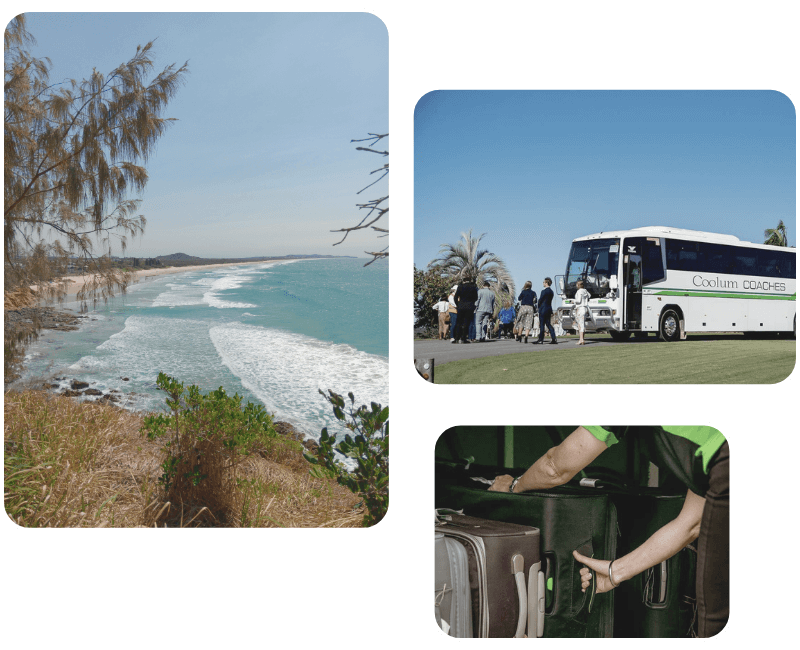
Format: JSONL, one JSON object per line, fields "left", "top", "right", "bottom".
{"left": 42, "top": 376, "right": 318, "bottom": 455}
{"left": 4, "top": 307, "right": 84, "bottom": 336}
{"left": 272, "top": 421, "right": 319, "bottom": 455}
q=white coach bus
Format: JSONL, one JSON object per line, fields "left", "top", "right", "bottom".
{"left": 556, "top": 226, "right": 796, "bottom": 341}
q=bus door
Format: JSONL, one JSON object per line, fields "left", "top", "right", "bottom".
{"left": 623, "top": 242, "right": 643, "bottom": 330}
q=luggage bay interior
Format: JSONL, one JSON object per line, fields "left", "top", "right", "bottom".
{"left": 434, "top": 425, "right": 697, "bottom": 638}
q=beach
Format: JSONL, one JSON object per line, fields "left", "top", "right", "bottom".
{"left": 19, "top": 257, "right": 388, "bottom": 437}
{"left": 60, "top": 260, "right": 285, "bottom": 300}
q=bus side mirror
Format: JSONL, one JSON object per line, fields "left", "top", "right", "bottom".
{"left": 609, "top": 276, "right": 618, "bottom": 290}
{"left": 557, "top": 277, "right": 565, "bottom": 293}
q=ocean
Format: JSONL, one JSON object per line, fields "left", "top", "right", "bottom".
{"left": 20, "top": 258, "right": 388, "bottom": 440}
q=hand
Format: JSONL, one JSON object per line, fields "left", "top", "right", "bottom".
{"left": 572, "top": 550, "right": 617, "bottom": 594}
{"left": 488, "top": 474, "right": 514, "bottom": 492}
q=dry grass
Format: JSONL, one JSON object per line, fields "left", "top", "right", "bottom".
{"left": 4, "top": 288, "right": 38, "bottom": 310}
{"left": 4, "top": 391, "right": 363, "bottom": 527}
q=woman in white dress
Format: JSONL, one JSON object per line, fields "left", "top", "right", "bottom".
{"left": 573, "top": 279, "right": 590, "bottom": 345}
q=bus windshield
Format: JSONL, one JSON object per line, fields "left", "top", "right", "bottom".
{"left": 564, "top": 238, "right": 619, "bottom": 298}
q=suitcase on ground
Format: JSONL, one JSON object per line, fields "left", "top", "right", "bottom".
{"left": 435, "top": 511, "right": 544, "bottom": 638}
{"left": 436, "top": 464, "right": 617, "bottom": 638}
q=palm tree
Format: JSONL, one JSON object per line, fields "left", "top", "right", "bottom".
{"left": 429, "top": 229, "right": 515, "bottom": 301}
{"left": 764, "top": 220, "right": 788, "bottom": 247}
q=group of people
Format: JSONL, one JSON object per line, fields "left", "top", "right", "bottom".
{"left": 432, "top": 277, "right": 559, "bottom": 345}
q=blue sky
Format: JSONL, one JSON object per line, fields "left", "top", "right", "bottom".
{"left": 23, "top": 12, "right": 388, "bottom": 258}
{"left": 415, "top": 91, "right": 795, "bottom": 305}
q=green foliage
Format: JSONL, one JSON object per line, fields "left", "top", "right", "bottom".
{"left": 142, "top": 372, "right": 277, "bottom": 493}
{"left": 304, "top": 390, "right": 388, "bottom": 527}
{"left": 414, "top": 265, "right": 454, "bottom": 334}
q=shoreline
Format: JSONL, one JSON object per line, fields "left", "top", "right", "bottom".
{"left": 61, "top": 259, "right": 301, "bottom": 300}
{"left": 6, "top": 257, "right": 378, "bottom": 450}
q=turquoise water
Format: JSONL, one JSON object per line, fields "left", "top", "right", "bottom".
{"left": 21, "top": 258, "right": 388, "bottom": 438}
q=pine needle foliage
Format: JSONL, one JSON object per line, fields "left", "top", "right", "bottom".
{"left": 4, "top": 14, "right": 188, "bottom": 380}
{"left": 4, "top": 14, "right": 188, "bottom": 304}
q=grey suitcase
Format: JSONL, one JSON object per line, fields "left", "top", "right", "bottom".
{"left": 435, "top": 532, "right": 473, "bottom": 637}
{"left": 436, "top": 510, "right": 545, "bottom": 638}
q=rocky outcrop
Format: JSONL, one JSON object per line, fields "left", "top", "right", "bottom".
{"left": 41, "top": 376, "right": 126, "bottom": 407}
{"left": 4, "top": 307, "right": 84, "bottom": 336}
{"left": 273, "top": 421, "right": 319, "bottom": 455}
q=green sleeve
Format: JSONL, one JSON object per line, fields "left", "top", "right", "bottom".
{"left": 662, "top": 426, "right": 726, "bottom": 474}
{"left": 582, "top": 426, "right": 621, "bottom": 447}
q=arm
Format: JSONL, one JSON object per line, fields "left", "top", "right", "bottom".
{"left": 574, "top": 489, "right": 705, "bottom": 594}
{"left": 489, "top": 427, "right": 608, "bottom": 492}
{"left": 613, "top": 489, "right": 704, "bottom": 581}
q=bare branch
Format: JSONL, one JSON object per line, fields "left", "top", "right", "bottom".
{"left": 364, "top": 247, "right": 388, "bottom": 267}
{"left": 332, "top": 134, "right": 388, "bottom": 260}
{"left": 355, "top": 146, "right": 388, "bottom": 156}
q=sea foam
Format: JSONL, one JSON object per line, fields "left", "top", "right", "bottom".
{"left": 209, "top": 322, "right": 389, "bottom": 438}
{"left": 68, "top": 315, "right": 234, "bottom": 409}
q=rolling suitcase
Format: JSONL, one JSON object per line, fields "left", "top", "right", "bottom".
{"left": 435, "top": 511, "right": 545, "bottom": 638}
{"left": 435, "top": 531, "right": 473, "bottom": 637}
{"left": 435, "top": 463, "right": 617, "bottom": 638}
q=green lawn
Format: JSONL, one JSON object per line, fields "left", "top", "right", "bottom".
{"left": 434, "top": 337, "right": 796, "bottom": 384}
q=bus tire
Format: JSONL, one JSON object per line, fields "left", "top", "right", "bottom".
{"left": 609, "top": 331, "right": 631, "bottom": 342}
{"left": 659, "top": 309, "right": 681, "bottom": 342}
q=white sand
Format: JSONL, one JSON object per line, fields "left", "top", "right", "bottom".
{"left": 61, "top": 261, "right": 275, "bottom": 300}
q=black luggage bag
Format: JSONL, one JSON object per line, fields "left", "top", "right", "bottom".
{"left": 435, "top": 464, "right": 617, "bottom": 638}
{"left": 435, "top": 511, "right": 544, "bottom": 638}
{"left": 597, "top": 485, "right": 697, "bottom": 637}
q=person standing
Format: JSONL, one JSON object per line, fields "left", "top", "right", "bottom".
{"left": 572, "top": 279, "right": 591, "bottom": 345}
{"left": 432, "top": 295, "right": 451, "bottom": 340}
{"left": 516, "top": 281, "right": 537, "bottom": 343}
{"left": 474, "top": 282, "right": 496, "bottom": 342}
{"left": 535, "top": 277, "right": 557, "bottom": 344}
{"left": 447, "top": 286, "right": 458, "bottom": 342}
{"left": 453, "top": 277, "right": 478, "bottom": 344}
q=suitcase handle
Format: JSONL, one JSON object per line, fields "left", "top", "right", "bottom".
{"left": 527, "top": 562, "right": 545, "bottom": 638}
{"left": 511, "top": 554, "right": 527, "bottom": 638}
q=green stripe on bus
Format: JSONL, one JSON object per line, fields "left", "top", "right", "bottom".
{"left": 652, "top": 289, "right": 795, "bottom": 301}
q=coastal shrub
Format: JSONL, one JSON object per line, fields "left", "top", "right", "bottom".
{"left": 304, "top": 390, "right": 388, "bottom": 527}
{"left": 141, "top": 372, "right": 300, "bottom": 525}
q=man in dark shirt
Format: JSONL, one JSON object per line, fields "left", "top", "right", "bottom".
{"left": 535, "top": 277, "right": 557, "bottom": 344}
{"left": 453, "top": 277, "right": 478, "bottom": 344}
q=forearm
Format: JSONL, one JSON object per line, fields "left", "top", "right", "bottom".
{"left": 511, "top": 427, "right": 607, "bottom": 492}
{"left": 612, "top": 492, "right": 704, "bottom": 584}
{"left": 513, "top": 448, "right": 574, "bottom": 492}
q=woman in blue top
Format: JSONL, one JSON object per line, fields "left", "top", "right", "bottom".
{"left": 498, "top": 302, "right": 516, "bottom": 339}
{"left": 516, "top": 281, "right": 537, "bottom": 343}
{"left": 490, "top": 425, "right": 728, "bottom": 637}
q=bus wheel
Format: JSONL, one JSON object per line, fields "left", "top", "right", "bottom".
{"left": 659, "top": 309, "right": 681, "bottom": 342}
{"left": 609, "top": 331, "right": 631, "bottom": 342}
